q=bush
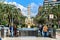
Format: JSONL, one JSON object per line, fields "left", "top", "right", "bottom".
{"left": 21, "top": 24, "right": 27, "bottom": 28}
{"left": 31, "top": 25, "right": 37, "bottom": 28}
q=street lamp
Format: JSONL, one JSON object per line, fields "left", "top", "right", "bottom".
{"left": 49, "top": 13, "right": 54, "bottom": 24}
{"left": 49, "top": 14, "right": 54, "bottom": 19}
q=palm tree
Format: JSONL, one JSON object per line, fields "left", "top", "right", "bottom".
{"left": 0, "top": 3, "right": 22, "bottom": 27}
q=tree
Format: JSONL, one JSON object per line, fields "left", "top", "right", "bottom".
{"left": 35, "top": 6, "right": 46, "bottom": 24}
{"left": 0, "top": 2, "right": 24, "bottom": 27}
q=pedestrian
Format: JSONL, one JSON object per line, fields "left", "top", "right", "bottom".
{"left": 43, "top": 25, "right": 48, "bottom": 37}
{"left": 0, "top": 37, "right": 2, "bottom": 40}
{"left": 13, "top": 25, "right": 17, "bottom": 37}
{"left": 10, "top": 26, "right": 13, "bottom": 37}
{"left": 1, "top": 26, "right": 4, "bottom": 38}
{"left": 39, "top": 24, "right": 43, "bottom": 36}
{"left": 7, "top": 29, "right": 10, "bottom": 37}
{"left": 48, "top": 26, "right": 53, "bottom": 38}
{"left": 52, "top": 25, "right": 56, "bottom": 38}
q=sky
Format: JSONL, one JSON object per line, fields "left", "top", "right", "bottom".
{"left": 5, "top": 0, "right": 44, "bottom": 17}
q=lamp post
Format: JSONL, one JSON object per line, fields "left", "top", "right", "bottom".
{"left": 11, "top": 0, "right": 13, "bottom": 37}
{"left": 49, "top": 13, "right": 56, "bottom": 38}
{"left": 49, "top": 13, "right": 54, "bottom": 26}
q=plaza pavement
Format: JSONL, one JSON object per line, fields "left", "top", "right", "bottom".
{"left": 2, "top": 34, "right": 60, "bottom": 40}
{"left": 2, "top": 30, "right": 60, "bottom": 40}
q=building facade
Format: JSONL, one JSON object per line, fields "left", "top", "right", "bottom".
{"left": 43, "top": 0, "right": 49, "bottom": 10}
{"left": 43, "top": 0, "right": 60, "bottom": 11}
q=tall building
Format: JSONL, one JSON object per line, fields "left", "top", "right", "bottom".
{"left": 43, "top": 0, "right": 49, "bottom": 11}
{"left": 43, "top": 0, "right": 60, "bottom": 11}
{"left": 49, "top": 0, "right": 60, "bottom": 7}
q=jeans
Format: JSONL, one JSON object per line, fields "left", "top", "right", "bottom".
{"left": 10, "top": 31, "right": 14, "bottom": 37}
{"left": 44, "top": 32, "right": 47, "bottom": 37}
{"left": 40, "top": 30, "right": 42, "bottom": 36}
{"left": 42, "top": 31, "right": 48, "bottom": 37}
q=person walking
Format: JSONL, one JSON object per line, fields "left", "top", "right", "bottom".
{"left": 7, "top": 29, "right": 10, "bottom": 37}
{"left": 48, "top": 25, "right": 53, "bottom": 38}
{"left": 13, "top": 25, "right": 17, "bottom": 37}
{"left": 52, "top": 25, "right": 56, "bottom": 38}
{"left": 0, "top": 37, "right": 2, "bottom": 40}
{"left": 10, "top": 26, "right": 13, "bottom": 37}
{"left": 39, "top": 24, "right": 43, "bottom": 36}
{"left": 1, "top": 26, "right": 4, "bottom": 38}
{"left": 43, "top": 25, "right": 48, "bottom": 37}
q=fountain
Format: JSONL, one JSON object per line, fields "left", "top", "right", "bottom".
{"left": 18, "top": 5, "right": 38, "bottom": 37}
{"left": 25, "top": 5, "right": 33, "bottom": 28}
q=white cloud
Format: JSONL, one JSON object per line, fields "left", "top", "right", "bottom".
{"left": 10, "top": 2, "right": 28, "bottom": 16}
{"left": 30, "top": 3, "right": 39, "bottom": 17}
{"left": 16, "top": 2, "right": 39, "bottom": 17}
{"left": 4, "top": 2, "right": 27, "bottom": 16}
{"left": 4, "top": 1, "right": 8, "bottom": 4}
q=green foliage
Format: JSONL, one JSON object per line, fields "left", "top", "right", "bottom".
{"left": 0, "top": 2, "right": 26, "bottom": 27}
{"left": 31, "top": 25, "right": 37, "bottom": 28}
{"left": 21, "top": 24, "right": 27, "bottom": 28}
{"left": 35, "top": 4, "right": 60, "bottom": 25}
{"left": 1, "top": 20, "right": 8, "bottom": 25}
